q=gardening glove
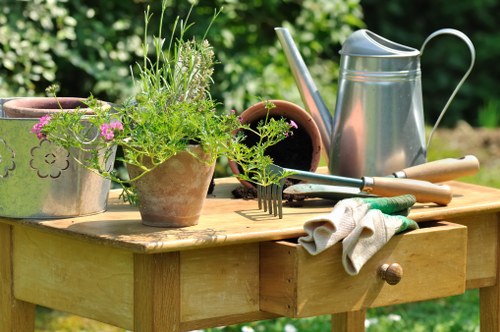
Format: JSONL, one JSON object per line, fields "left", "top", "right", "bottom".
{"left": 298, "top": 195, "right": 418, "bottom": 275}
{"left": 342, "top": 195, "right": 419, "bottom": 275}
{"left": 298, "top": 197, "right": 372, "bottom": 255}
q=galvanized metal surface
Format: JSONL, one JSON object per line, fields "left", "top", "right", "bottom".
{"left": 0, "top": 99, "right": 114, "bottom": 218}
{"left": 331, "top": 29, "right": 426, "bottom": 178}
{"left": 277, "top": 27, "right": 475, "bottom": 179}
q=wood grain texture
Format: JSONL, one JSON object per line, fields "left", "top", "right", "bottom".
{"left": 0, "top": 175, "right": 498, "bottom": 255}
{"left": 134, "top": 252, "right": 180, "bottom": 332}
{"left": 479, "top": 212, "right": 500, "bottom": 332}
{"left": 261, "top": 221, "right": 467, "bottom": 318}
{"left": 399, "top": 155, "right": 479, "bottom": 182}
{"left": 180, "top": 311, "right": 279, "bottom": 331}
{"left": 455, "top": 214, "right": 498, "bottom": 288}
{"left": 0, "top": 172, "right": 499, "bottom": 331}
{"left": 331, "top": 310, "right": 366, "bottom": 332}
{"left": 0, "top": 223, "right": 36, "bottom": 332}
{"left": 180, "top": 243, "right": 260, "bottom": 322}
{"left": 13, "top": 226, "right": 134, "bottom": 329}
{"left": 368, "top": 176, "right": 452, "bottom": 205}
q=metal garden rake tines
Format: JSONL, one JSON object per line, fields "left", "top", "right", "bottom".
{"left": 256, "top": 175, "right": 285, "bottom": 218}
{"left": 256, "top": 163, "right": 461, "bottom": 219}
{"left": 257, "top": 164, "right": 329, "bottom": 219}
{"left": 257, "top": 164, "right": 366, "bottom": 219}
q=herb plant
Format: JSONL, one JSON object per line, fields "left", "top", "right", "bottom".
{"left": 33, "top": 1, "right": 297, "bottom": 203}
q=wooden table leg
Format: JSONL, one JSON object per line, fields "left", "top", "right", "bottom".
{"left": 134, "top": 252, "right": 181, "bottom": 332}
{"left": 0, "top": 223, "right": 36, "bottom": 331}
{"left": 480, "top": 286, "right": 499, "bottom": 331}
{"left": 331, "top": 310, "right": 366, "bottom": 332}
{"left": 479, "top": 213, "right": 500, "bottom": 331}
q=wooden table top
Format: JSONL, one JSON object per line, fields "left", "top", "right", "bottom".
{"left": 2, "top": 175, "right": 500, "bottom": 254}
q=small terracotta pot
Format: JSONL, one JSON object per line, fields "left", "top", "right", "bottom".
{"left": 3, "top": 97, "right": 105, "bottom": 118}
{"left": 229, "top": 100, "right": 322, "bottom": 188}
{"left": 127, "top": 146, "right": 215, "bottom": 228}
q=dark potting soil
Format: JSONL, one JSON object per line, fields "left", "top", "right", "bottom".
{"left": 208, "top": 175, "right": 215, "bottom": 195}
{"left": 241, "top": 115, "right": 314, "bottom": 172}
{"left": 230, "top": 115, "right": 314, "bottom": 203}
{"left": 231, "top": 180, "right": 307, "bottom": 207}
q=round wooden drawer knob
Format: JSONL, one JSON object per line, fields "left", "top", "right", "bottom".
{"left": 378, "top": 263, "right": 403, "bottom": 285}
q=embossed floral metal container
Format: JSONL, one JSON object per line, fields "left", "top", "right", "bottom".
{"left": 0, "top": 98, "right": 115, "bottom": 218}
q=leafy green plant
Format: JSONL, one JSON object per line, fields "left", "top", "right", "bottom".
{"left": 34, "top": 2, "right": 297, "bottom": 203}
{"left": 0, "top": 0, "right": 141, "bottom": 100}
{"left": 0, "top": 1, "right": 364, "bottom": 113}
{"left": 228, "top": 100, "right": 297, "bottom": 186}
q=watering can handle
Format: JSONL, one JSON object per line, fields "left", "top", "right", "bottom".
{"left": 420, "top": 28, "right": 476, "bottom": 151}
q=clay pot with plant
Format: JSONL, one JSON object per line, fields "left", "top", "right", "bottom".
{"left": 229, "top": 100, "right": 322, "bottom": 189}
{"left": 3, "top": 97, "right": 105, "bottom": 119}
{"left": 34, "top": 1, "right": 296, "bottom": 227}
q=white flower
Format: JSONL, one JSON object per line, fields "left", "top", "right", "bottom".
{"left": 388, "top": 313, "right": 402, "bottom": 321}
{"left": 284, "top": 323, "right": 298, "bottom": 332}
{"left": 365, "top": 317, "right": 379, "bottom": 327}
{"left": 241, "top": 326, "right": 255, "bottom": 332}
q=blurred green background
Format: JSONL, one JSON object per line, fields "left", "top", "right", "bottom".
{"left": 1, "top": 0, "right": 498, "bottom": 128}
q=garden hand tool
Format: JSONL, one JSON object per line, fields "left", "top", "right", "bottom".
{"left": 257, "top": 163, "right": 452, "bottom": 219}
{"left": 389, "top": 155, "right": 479, "bottom": 182}
{"left": 298, "top": 195, "right": 418, "bottom": 275}
{"left": 284, "top": 155, "right": 479, "bottom": 201}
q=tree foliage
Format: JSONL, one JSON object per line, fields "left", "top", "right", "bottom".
{"left": 0, "top": 0, "right": 144, "bottom": 99}
{"left": 0, "top": 0, "right": 363, "bottom": 114}
{"left": 362, "top": 0, "right": 500, "bottom": 127}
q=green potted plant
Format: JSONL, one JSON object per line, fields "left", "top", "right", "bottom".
{"left": 32, "top": 1, "right": 296, "bottom": 227}
{"left": 229, "top": 99, "right": 322, "bottom": 189}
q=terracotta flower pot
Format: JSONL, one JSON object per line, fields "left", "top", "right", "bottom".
{"left": 127, "top": 145, "right": 215, "bottom": 228}
{"left": 3, "top": 97, "right": 104, "bottom": 118}
{"left": 229, "top": 100, "right": 322, "bottom": 188}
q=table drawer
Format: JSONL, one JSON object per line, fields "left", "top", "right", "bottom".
{"left": 260, "top": 221, "right": 467, "bottom": 318}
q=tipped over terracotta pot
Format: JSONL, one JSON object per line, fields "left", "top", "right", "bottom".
{"left": 229, "top": 100, "right": 322, "bottom": 188}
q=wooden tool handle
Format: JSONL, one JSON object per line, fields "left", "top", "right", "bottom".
{"left": 394, "top": 155, "right": 480, "bottom": 183}
{"left": 364, "top": 177, "right": 452, "bottom": 205}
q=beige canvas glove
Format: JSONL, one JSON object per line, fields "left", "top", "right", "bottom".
{"left": 342, "top": 210, "right": 417, "bottom": 275}
{"left": 298, "top": 198, "right": 371, "bottom": 255}
{"left": 298, "top": 195, "right": 418, "bottom": 275}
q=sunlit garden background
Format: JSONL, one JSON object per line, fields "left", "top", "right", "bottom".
{"left": 1, "top": 0, "right": 499, "bottom": 331}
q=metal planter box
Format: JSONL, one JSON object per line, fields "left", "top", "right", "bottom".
{"left": 0, "top": 99, "right": 114, "bottom": 218}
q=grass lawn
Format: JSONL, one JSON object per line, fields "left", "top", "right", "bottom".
{"left": 35, "top": 126, "right": 496, "bottom": 331}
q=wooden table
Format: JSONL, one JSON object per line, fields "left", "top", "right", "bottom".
{"left": 1, "top": 176, "right": 500, "bottom": 331}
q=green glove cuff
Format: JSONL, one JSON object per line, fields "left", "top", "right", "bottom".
{"left": 395, "top": 215, "right": 419, "bottom": 233}
{"left": 360, "top": 194, "right": 416, "bottom": 215}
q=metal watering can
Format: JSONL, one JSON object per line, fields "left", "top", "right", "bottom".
{"left": 276, "top": 27, "right": 475, "bottom": 177}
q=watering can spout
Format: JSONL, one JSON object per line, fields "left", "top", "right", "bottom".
{"left": 275, "top": 27, "right": 332, "bottom": 154}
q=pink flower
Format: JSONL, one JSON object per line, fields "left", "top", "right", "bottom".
{"left": 100, "top": 121, "right": 123, "bottom": 141}
{"left": 289, "top": 120, "right": 298, "bottom": 129}
{"left": 31, "top": 114, "right": 52, "bottom": 140}
{"left": 110, "top": 121, "right": 123, "bottom": 131}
